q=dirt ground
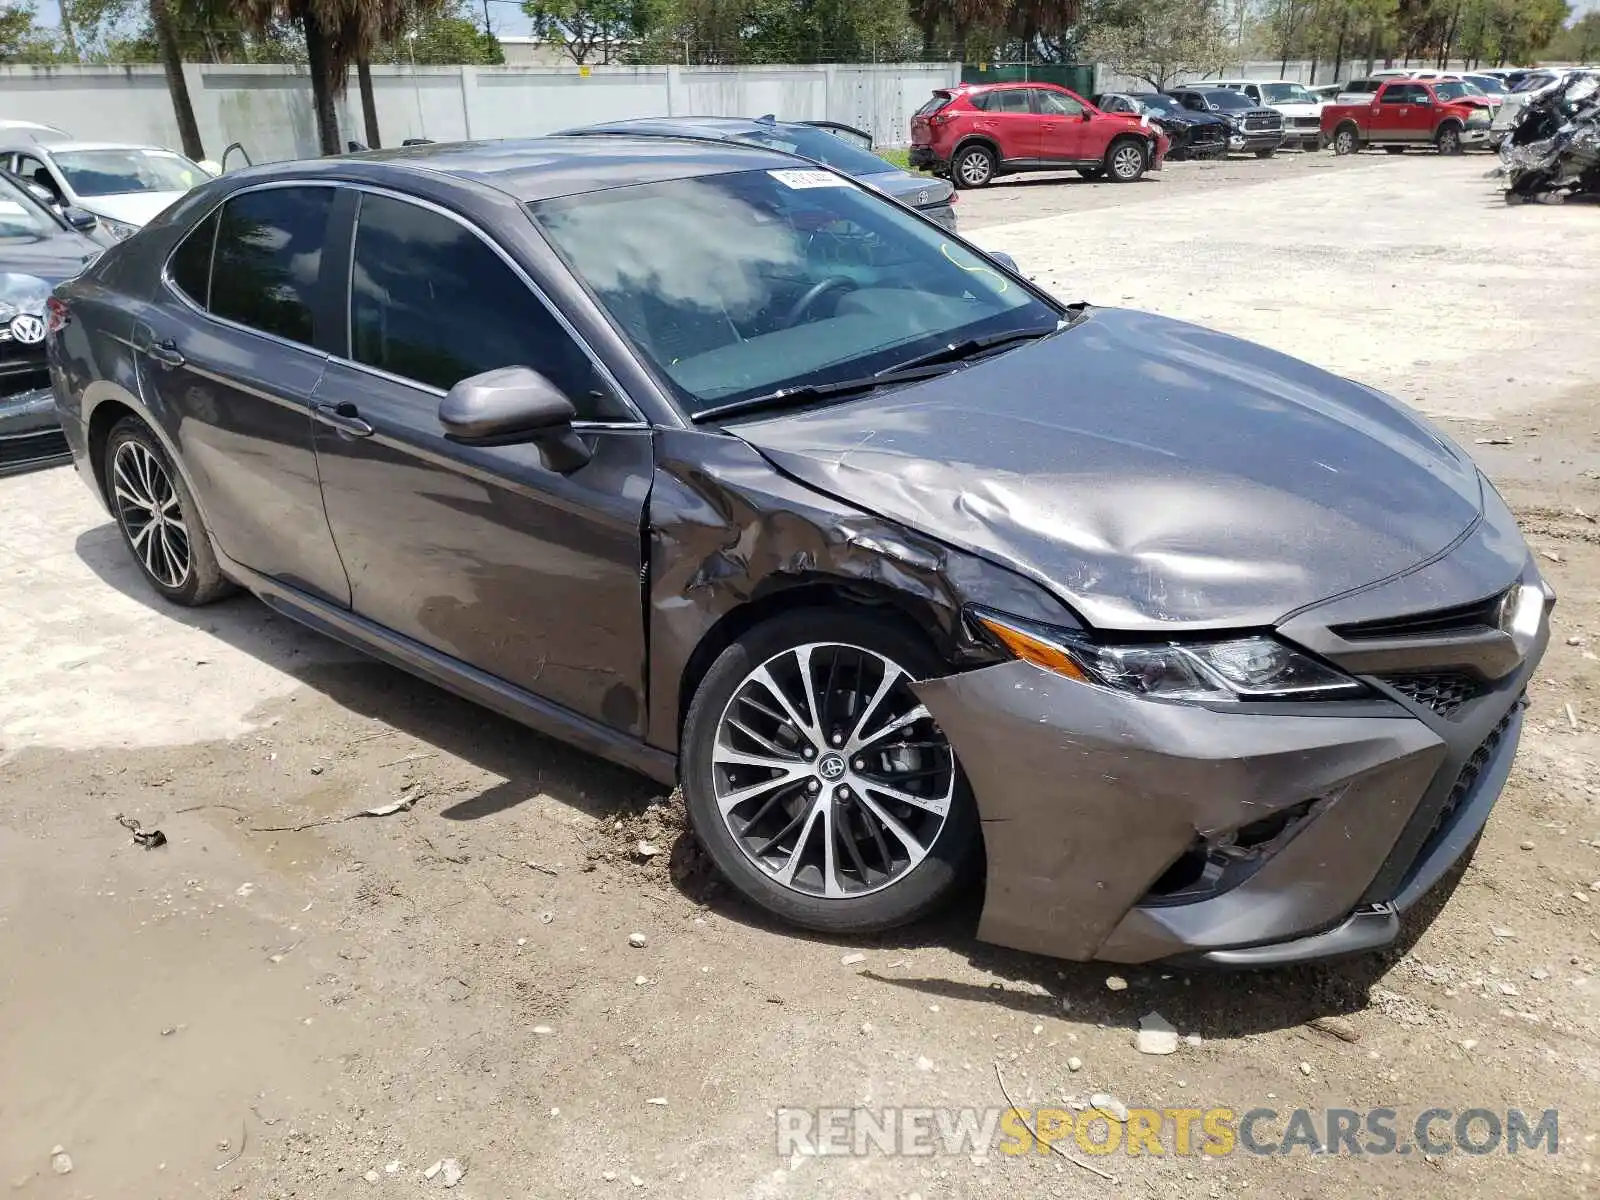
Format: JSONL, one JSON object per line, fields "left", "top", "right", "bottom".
{"left": 2, "top": 150, "right": 1598, "bottom": 1200}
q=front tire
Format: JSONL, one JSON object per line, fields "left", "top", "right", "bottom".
{"left": 952, "top": 144, "right": 996, "bottom": 189}
{"left": 1332, "top": 125, "right": 1360, "bottom": 155}
{"left": 681, "top": 608, "right": 980, "bottom": 934}
{"left": 104, "top": 416, "right": 232, "bottom": 606}
{"left": 1106, "top": 138, "right": 1147, "bottom": 182}
{"left": 1436, "top": 124, "right": 1464, "bottom": 155}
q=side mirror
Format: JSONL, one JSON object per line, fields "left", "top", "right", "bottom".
{"left": 988, "top": 250, "right": 1019, "bottom": 273}
{"left": 1080, "top": 109, "right": 1093, "bottom": 121}
{"left": 62, "top": 206, "right": 98, "bottom": 231}
{"left": 438, "top": 365, "right": 592, "bottom": 473}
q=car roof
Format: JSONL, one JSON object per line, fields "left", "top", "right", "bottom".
{"left": 571, "top": 115, "right": 797, "bottom": 139}
{"left": 245, "top": 135, "right": 801, "bottom": 203}
{"left": 5, "top": 140, "right": 180, "bottom": 154}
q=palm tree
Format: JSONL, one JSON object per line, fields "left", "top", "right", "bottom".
{"left": 151, "top": 0, "right": 206, "bottom": 160}
{"left": 237, "top": 0, "right": 442, "bottom": 157}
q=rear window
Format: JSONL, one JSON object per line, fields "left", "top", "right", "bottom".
{"left": 915, "top": 95, "right": 950, "bottom": 117}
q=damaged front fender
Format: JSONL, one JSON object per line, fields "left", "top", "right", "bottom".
{"left": 646, "top": 428, "right": 1079, "bottom": 755}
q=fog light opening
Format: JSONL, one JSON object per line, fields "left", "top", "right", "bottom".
{"left": 1142, "top": 796, "right": 1328, "bottom": 906}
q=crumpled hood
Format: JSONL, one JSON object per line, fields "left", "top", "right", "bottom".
{"left": 732, "top": 307, "right": 1485, "bottom": 632}
{"left": 79, "top": 191, "right": 186, "bottom": 227}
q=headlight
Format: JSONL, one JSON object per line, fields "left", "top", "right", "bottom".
{"left": 100, "top": 217, "right": 139, "bottom": 241}
{"left": 971, "top": 610, "right": 1365, "bottom": 702}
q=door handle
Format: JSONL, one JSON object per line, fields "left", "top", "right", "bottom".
{"left": 312, "top": 400, "right": 374, "bottom": 438}
{"left": 140, "top": 335, "right": 184, "bottom": 369}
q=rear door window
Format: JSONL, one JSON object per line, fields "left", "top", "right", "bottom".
{"left": 209, "top": 186, "right": 335, "bottom": 345}
{"left": 167, "top": 206, "right": 220, "bottom": 308}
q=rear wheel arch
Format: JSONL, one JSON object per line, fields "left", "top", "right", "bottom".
{"left": 86, "top": 396, "right": 140, "bottom": 506}
{"left": 951, "top": 133, "right": 1001, "bottom": 163}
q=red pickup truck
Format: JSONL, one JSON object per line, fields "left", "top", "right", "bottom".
{"left": 1321, "top": 79, "right": 1493, "bottom": 156}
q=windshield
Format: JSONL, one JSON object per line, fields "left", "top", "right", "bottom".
{"left": 1465, "top": 75, "right": 1506, "bottom": 93}
{"left": 0, "top": 175, "right": 62, "bottom": 238}
{"left": 731, "top": 125, "right": 896, "bottom": 178}
{"left": 1512, "top": 73, "right": 1557, "bottom": 93}
{"left": 1132, "top": 94, "right": 1183, "bottom": 115}
{"left": 1431, "top": 81, "right": 1481, "bottom": 100}
{"left": 1203, "top": 91, "right": 1254, "bottom": 111}
{"left": 529, "top": 169, "right": 1058, "bottom": 416}
{"left": 51, "top": 148, "right": 207, "bottom": 197}
{"left": 1262, "top": 83, "right": 1317, "bottom": 104}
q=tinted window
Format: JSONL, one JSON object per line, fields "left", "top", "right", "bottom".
{"left": 1379, "top": 84, "right": 1413, "bottom": 103}
{"left": 210, "top": 187, "right": 334, "bottom": 345}
{"left": 978, "top": 89, "right": 1030, "bottom": 113}
{"left": 732, "top": 125, "right": 893, "bottom": 178}
{"left": 1204, "top": 91, "right": 1254, "bottom": 111}
{"left": 350, "top": 193, "right": 618, "bottom": 419}
{"left": 168, "top": 206, "right": 219, "bottom": 307}
{"left": 1034, "top": 89, "right": 1084, "bottom": 116}
{"left": 915, "top": 95, "right": 950, "bottom": 117}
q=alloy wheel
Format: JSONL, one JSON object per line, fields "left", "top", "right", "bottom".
{"left": 1439, "top": 127, "right": 1461, "bottom": 155}
{"left": 711, "top": 642, "right": 956, "bottom": 899}
{"left": 1335, "top": 129, "right": 1356, "bottom": 155}
{"left": 112, "top": 439, "right": 191, "bottom": 590}
{"left": 957, "top": 150, "right": 992, "bottom": 186}
{"left": 1111, "top": 143, "right": 1145, "bottom": 180}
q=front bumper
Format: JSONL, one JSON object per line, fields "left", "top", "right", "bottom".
{"left": 0, "top": 385, "right": 71, "bottom": 477}
{"left": 1230, "top": 131, "right": 1287, "bottom": 152}
{"left": 916, "top": 554, "right": 1550, "bottom": 966}
{"left": 1463, "top": 125, "right": 1491, "bottom": 147}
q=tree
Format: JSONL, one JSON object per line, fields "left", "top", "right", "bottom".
{"left": 1082, "top": 0, "right": 1229, "bottom": 88}
{"left": 521, "top": 0, "right": 644, "bottom": 62}
{"left": 1542, "top": 9, "right": 1600, "bottom": 61}
{"left": 151, "top": 0, "right": 204, "bottom": 157}
{"left": 0, "top": 1, "right": 69, "bottom": 60}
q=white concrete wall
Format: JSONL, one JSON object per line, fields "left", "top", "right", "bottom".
{"left": 0, "top": 61, "right": 961, "bottom": 163}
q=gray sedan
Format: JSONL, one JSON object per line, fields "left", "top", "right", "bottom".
{"left": 559, "top": 115, "right": 958, "bottom": 230}
{"left": 49, "top": 135, "right": 1548, "bottom": 967}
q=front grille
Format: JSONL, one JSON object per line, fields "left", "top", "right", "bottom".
{"left": 1292, "top": 116, "right": 1320, "bottom": 129}
{"left": 0, "top": 341, "right": 47, "bottom": 383}
{"left": 1190, "top": 126, "right": 1225, "bottom": 144}
{"left": 1380, "top": 672, "right": 1488, "bottom": 718}
{"left": 1425, "top": 705, "right": 1517, "bottom": 846}
{"left": 0, "top": 427, "right": 68, "bottom": 468}
{"left": 1333, "top": 592, "right": 1504, "bottom": 640}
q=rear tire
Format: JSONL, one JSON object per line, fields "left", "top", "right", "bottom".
{"left": 1105, "top": 137, "right": 1147, "bottom": 182}
{"left": 681, "top": 608, "right": 981, "bottom": 934}
{"left": 952, "top": 144, "right": 996, "bottom": 189}
{"left": 104, "top": 416, "right": 233, "bottom": 607}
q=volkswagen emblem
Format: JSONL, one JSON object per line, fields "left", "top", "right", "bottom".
{"left": 9, "top": 313, "right": 45, "bottom": 345}
{"left": 818, "top": 753, "right": 847, "bottom": 782}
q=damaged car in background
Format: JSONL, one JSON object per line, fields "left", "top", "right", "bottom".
{"left": 49, "top": 137, "right": 1551, "bottom": 967}
{"left": 1093, "top": 92, "right": 1230, "bottom": 160}
{"left": 0, "top": 169, "right": 102, "bottom": 474}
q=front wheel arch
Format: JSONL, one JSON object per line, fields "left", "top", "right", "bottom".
{"left": 675, "top": 576, "right": 955, "bottom": 753}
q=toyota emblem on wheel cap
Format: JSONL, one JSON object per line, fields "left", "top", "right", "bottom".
{"left": 818, "top": 753, "right": 846, "bottom": 781}
{"left": 9, "top": 313, "right": 45, "bottom": 344}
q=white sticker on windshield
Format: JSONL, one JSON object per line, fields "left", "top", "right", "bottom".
{"left": 0, "top": 200, "right": 26, "bottom": 216}
{"left": 768, "top": 169, "right": 847, "bottom": 189}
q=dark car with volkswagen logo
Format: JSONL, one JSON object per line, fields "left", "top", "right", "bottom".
{"left": 0, "top": 168, "right": 102, "bottom": 474}
{"left": 557, "top": 115, "right": 959, "bottom": 230}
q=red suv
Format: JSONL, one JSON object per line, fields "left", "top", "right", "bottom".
{"left": 910, "top": 83, "right": 1169, "bottom": 188}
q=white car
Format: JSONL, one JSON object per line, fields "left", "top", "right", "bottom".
{"left": 0, "top": 141, "right": 215, "bottom": 240}
{"left": 0, "top": 120, "right": 71, "bottom": 146}
{"left": 1205, "top": 79, "right": 1324, "bottom": 148}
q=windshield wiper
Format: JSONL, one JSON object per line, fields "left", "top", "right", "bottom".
{"left": 691, "top": 361, "right": 960, "bottom": 424}
{"left": 881, "top": 321, "right": 1064, "bottom": 374}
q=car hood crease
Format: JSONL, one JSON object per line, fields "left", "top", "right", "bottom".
{"left": 731, "top": 307, "right": 1485, "bottom": 631}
